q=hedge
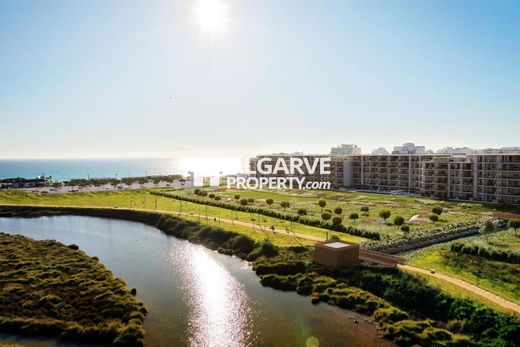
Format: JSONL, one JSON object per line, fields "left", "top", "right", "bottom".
{"left": 151, "top": 192, "right": 381, "bottom": 240}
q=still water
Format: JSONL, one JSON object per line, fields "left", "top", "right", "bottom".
{"left": 0, "top": 216, "right": 394, "bottom": 347}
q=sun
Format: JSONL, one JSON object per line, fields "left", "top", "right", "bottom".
{"left": 193, "top": 0, "right": 230, "bottom": 36}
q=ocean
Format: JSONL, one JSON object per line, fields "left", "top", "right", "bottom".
{"left": 0, "top": 157, "right": 250, "bottom": 181}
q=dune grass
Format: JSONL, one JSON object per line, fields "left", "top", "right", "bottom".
{"left": 0, "top": 232, "right": 147, "bottom": 346}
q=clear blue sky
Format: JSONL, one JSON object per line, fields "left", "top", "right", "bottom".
{"left": 0, "top": 0, "right": 519, "bottom": 158}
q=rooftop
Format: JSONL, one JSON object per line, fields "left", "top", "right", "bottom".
{"left": 322, "top": 241, "right": 352, "bottom": 249}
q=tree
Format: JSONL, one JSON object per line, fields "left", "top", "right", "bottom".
{"left": 247, "top": 198, "right": 254, "bottom": 203}
{"left": 234, "top": 194, "right": 240, "bottom": 201}
{"left": 349, "top": 213, "right": 359, "bottom": 222}
{"left": 321, "top": 212, "right": 332, "bottom": 222}
{"left": 297, "top": 208, "right": 307, "bottom": 216}
{"left": 432, "top": 206, "right": 443, "bottom": 215}
{"left": 332, "top": 216, "right": 343, "bottom": 226}
{"left": 266, "top": 198, "right": 274, "bottom": 208}
{"left": 401, "top": 225, "right": 410, "bottom": 233}
{"left": 214, "top": 196, "right": 222, "bottom": 201}
{"left": 394, "top": 216, "right": 405, "bottom": 228}
{"left": 483, "top": 220, "right": 495, "bottom": 237}
{"left": 509, "top": 220, "right": 520, "bottom": 235}
{"left": 208, "top": 193, "right": 215, "bottom": 199}
{"left": 318, "top": 199, "right": 327, "bottom": 212}
{"left": 334, "top": 207, "right": 343, "bottom": 215}
{"left": 280, "top": 201, "right": 290, "bottom": 211}
{"left": 240, "top": 198, "right": 248, "bottom": 206}
{"left": 379, "top": 210, "right": 391, "bottom": 222}
{"left": 429, "top": 214, "right": 439, "bottom": 223}
{"left": 360, "top": 206, "right": 369, "bottom": 213}
{"left": 194, "top": 188, "right": 200, "bottom": 195}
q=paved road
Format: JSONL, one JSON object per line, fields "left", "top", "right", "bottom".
{"left": 398, "top": 264, "right": 520, "bottom": 315}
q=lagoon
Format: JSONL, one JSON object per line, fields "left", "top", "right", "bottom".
{"left": 0, "top": 216, "right": 393, "bottom": 347}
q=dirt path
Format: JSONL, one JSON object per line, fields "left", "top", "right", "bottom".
{"left": 4, "top": 203, "right": 518, "bottom": 314}
{"left": 172, "top": 210, "right": 325, "bottom": 242}
{"left": 398, "top": 264, "right": 520, "bottom": 315}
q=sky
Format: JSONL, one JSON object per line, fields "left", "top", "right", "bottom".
{"left": 0, "top": 0, "right": 519, "bottom": 158}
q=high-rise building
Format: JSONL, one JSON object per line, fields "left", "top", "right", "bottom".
{"left": 371, "top": 147, "right": 390, "bottom": 155}
{"left": 330, "top": 144, "right": 361, "bottom": 156}
{"left": 392, "top": 143, "right": 426, "bottom": 154}
{"left": 250, "top": 152, "right": 520, "bottom": 205}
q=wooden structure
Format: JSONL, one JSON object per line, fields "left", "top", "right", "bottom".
{"left": 314, "top": 240, "right": 360, "bottom": 268}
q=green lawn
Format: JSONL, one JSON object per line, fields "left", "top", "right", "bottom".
{"left": 407, "top": 229, "right": 520, "bottom": 305}
{"left": 0, "top": 190, "right": 364, "bottom": 246}
{"left": 170, "top": 188, "right": 503, "bottom": 241}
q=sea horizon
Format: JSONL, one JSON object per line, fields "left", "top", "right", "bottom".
{"left": 0, "top": 157, "right": 250, "bottom": 181}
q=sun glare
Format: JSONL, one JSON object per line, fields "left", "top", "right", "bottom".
{"left": 193, "top": 0, "right": 230, "bottom": 36}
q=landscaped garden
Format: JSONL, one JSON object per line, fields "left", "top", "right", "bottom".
{"left": 153, "top": 187, "right": 516, "bottom": 242}
{"left": 406, "top": 228, "right": 520, "bottom": 306}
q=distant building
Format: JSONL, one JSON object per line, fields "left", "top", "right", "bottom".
{"left": 371, "top": 147, "right": 389, "bottom": 155}
{"left": 477, "top": 147, "right": 520, "bottom": 154}
{"left": 392, "top": 143, "right": 426, "bottom": 154}
{"left": 330, "top": 144, "right": 361, "bottom": 156}
{"left": 0, "top": 177, "right": 50, "bottom": 189}
{"left": 250, "top": 149, "right": 520, "bottom": 205}
{"left": 314, "top": 240, "right": 360, "bottom": 267}
{"left": 436, "top": 147, "right": 475, "bottom": 155}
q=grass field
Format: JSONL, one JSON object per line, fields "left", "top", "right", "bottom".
{"left": 0, "top": 232, "right": 146, "bottom": 345}
{"left": 165, "top": 188, "right": 516, "bottom": 241}
{"left": 407, "top": 229, "right": 520, "bottom": 305}
{"left": 0, "top": 190, "right": 364, "bottom": 246}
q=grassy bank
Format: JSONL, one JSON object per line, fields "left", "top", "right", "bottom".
{"left": 407, "top": 229, "right": 520, "bottom": 305}
{"left": 1, "top": 205, "right": 518, "bottom": 347}
{"left": 0, "top": 232, "right": 146, "bottom": 346}
{"left": 253, "top": 250, "right": 520, "bottom": 347}
{"left": 0, "top": 190, "right": 365, "bottom": 245}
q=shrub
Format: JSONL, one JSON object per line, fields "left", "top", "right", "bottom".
{"left": 333, "top": 207, "right": 343, "bottom": 215}
{"left": 266, "top": 198, "right": 274, "bottom": 207}
{"left": 379, "top": 210, "right": 391, "bottom": 221}
{"left": 297, "top": 208, "right": 307, "bottom": 216}
{"left": 349, "top": 213, "right": 359, "bottom": 221}
{"left": 400, "top": 225, "right": 410, "bottom": 233}
{"left": 394, "top": 216, "right": 405, "bottom": 228}
{"left": 432, "top": 206, "right": 443, "bottom": 215}
{"left": 429, "top": 214, "right": 439, "bottom": 223}
{"left": 332, "top": 216, "right": 343, "bottom": 226}
{"left": 259, "top": 241, "right": 278, "bottom": 257}
{"left": 229, "top": 235, "right": 255, "bottom": 254}
{"left": 240, "top": 199, "right": 248, "bottom": 206}
{"left": 360, "top": 206, "right": 369, "bottom": 213}
{"left": 321, "top": 212, "right": 332, "bottom": 221}
{"left": 318, "top": 200, "right": 327, "bottom": 211}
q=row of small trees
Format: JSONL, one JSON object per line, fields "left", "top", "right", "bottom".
{"left": 153, "top": 191, "right": 381, "bottom": 239}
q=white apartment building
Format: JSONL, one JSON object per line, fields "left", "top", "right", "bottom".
{"left": 392, "top": 143, "right": 427, "bottom": 154}
{"left": 330, "top": 144, "right": 362, "bottom": 156}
